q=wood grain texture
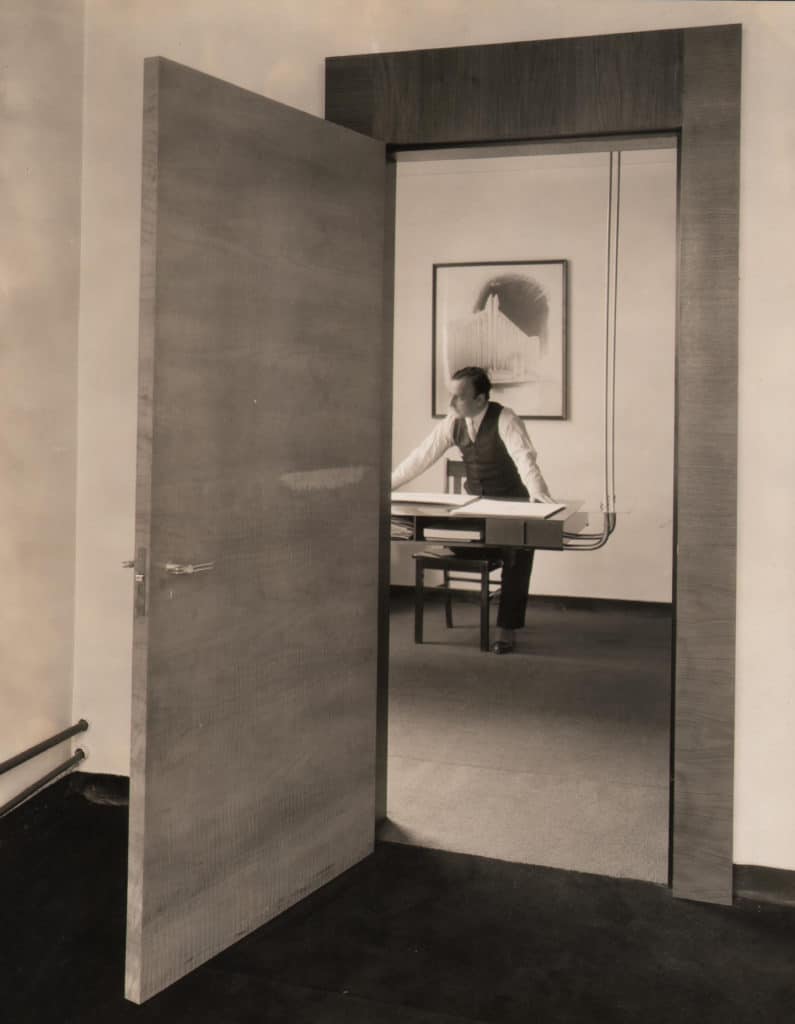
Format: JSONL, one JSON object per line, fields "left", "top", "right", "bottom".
{"left": 326, "top": 29, "right": 682, "bottom": 145}
{"left": 126, "top": 58, "right": 386, "bottom": 1002}
{"left": 673, "top": 24, "right": 741, "bottom": 905}
{"left": 375, "top": 161, "right": 396, "bottom": 821}
{"left": 327, "top": 24, "right": 740, "bottom": 905}
{"left": 125, "top": 57, "right": 159, "bottom": 1000}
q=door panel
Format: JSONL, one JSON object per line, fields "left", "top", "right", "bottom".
{"left": 126, "top": 58, "right": 385, "bottom": 1003}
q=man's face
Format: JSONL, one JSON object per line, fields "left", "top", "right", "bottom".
{"left": 449, "top": 377, "right": 487, "bottom": 419}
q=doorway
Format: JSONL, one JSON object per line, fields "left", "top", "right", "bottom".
{"left": 328, "top": 26, "right": 741, "bottom": 904}
{"left": 384, "top": 139, "right": 677, "bottom": 882}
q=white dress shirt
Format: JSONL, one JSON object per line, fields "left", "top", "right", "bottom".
{"left": 391, "top": 404, "right": 551, "bottom": 499}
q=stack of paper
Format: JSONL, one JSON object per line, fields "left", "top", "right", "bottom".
{"left": 423, "top": 526, "right": 483, "bottom": 542}
{"left": 390, "top": 516, "right": 415, "bottom": 540}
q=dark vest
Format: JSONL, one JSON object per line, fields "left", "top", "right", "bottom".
{"left": 453, "top": 402, "right": 529, "bottom": 499}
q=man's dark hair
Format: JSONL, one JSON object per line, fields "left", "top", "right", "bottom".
{"left": 452, "top": 366, "right": 491, "bottom": 399}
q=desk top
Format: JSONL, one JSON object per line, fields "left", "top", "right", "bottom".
{"left": 390, "top": 497, "right": 586, "bottom": 550}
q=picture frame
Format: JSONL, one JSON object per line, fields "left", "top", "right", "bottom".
{"left": 432, "top": 260, "right": 568, "bottom": 418}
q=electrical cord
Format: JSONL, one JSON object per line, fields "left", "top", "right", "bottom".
{"left": 564, "top": 151, "right": 620, "bottom": 553}
{"left": 563, "top": 512, "right": 616, "bottom": 550}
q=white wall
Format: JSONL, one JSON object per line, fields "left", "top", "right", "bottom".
{"left": 71, "top": 0, "right": 795, "bottom": 872}
{"left": 0, "top": 0, "right": 83, "bottom": 806}
{"left": 391, "top": 147, "right": 676, "bottom": 602}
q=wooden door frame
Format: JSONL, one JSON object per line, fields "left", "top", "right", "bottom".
{"left": 325, "top": 24, "right": 741, "bottom": 904}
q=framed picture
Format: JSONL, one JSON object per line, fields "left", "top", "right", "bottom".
{"left": 432, "top": 260, "right": 568, "bottom": 418}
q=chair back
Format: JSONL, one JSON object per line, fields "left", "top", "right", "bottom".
{"left": 446, "top": 460, "right": 467, "bottom": 495}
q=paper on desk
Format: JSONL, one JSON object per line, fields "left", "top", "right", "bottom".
{"left": 423, "top": 527, "right": 483, "bottom": 541}
{"left": 390, "top": 491, "right": 476, "bottom": 507}
{"left": 450, "top": 498, "right": 565, "bottom": 519}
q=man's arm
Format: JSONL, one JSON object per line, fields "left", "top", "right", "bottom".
{"left": 391, "top": 417, "right": 456, "bottom": 490}
{"left": 498, "top": 407, "right": 553, "bottom": 501}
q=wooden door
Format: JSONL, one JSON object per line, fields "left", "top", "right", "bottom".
{"left": 126, "top": 58, "right": 386, "bottom": 1003}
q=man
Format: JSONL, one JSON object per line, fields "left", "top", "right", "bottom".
{"left": 391, "top": 366, "right": 554, "bottom": 654}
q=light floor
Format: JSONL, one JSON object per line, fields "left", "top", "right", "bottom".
{"left": 380, "top": 590, "right": 672, "bottom": 883}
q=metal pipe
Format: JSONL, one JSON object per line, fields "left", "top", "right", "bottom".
{"left": 0, "top": 749, "right": 86, "bottom": 818}
{"left": 0, "top": 719, "right": 88, "bottom": 777}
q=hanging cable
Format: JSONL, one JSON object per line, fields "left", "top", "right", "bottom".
{"left": 564, "top": 150, "right": 621, "bottom": 551}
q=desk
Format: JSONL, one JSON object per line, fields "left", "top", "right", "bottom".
{"left": 391, "top": 498, "right": 588, "bottom": 551}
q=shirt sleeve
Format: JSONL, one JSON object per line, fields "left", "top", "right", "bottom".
{"left": 391, "top": 416, "right": 456, "bottom": 490}
{"left": 498, "top": 407, "right": 552, "bottom": 500}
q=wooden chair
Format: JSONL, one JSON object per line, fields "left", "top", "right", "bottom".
{"left": 412, "top": 461, "right": 503, "bottom": 652}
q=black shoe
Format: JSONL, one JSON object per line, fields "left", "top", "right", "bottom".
{"left": 491, "top": 640, "right": 514, "bottom": 655}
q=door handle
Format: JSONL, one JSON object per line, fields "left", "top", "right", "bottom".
{"left": 164, "top": 561, "right": 215, "bottom": 575}
{"left": 122, "top": 559, "right": 146, "bottom": 583}
{"left": 122, "top": 548, "right": 148, "bottom": 616}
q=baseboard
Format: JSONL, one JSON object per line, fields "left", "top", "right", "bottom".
{"left": 526, "top": 594, "right": 672, "bottom": 616}
{"left": 389, "top": 584, "right": 672, "bottom": 617}
{"left": 69, "top": 771, "right": 129, "bottom": 807}
{"left": 734, "top": 864, "right": 795, "bottom": 908}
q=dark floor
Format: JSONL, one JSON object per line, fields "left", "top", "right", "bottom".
{"left": 2, "top": 776, "right": 794, "bottom": 1024}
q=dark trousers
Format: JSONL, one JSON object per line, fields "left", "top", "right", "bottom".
{"left": 496, "top": 546, "right": 535, "bottom": 629}
{"left": 451, "top": 546, "right": 535, "bottom": 630}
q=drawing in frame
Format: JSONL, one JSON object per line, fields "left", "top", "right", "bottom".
{"left": 432, "top": 260, "right": 568, "bottom": 419}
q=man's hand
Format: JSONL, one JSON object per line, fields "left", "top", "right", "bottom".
{"left": 531, "top": 492, "right": 557, "bottom": 503}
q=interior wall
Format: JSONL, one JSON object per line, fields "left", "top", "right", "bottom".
{"left": 71, "top": 0, "right": 795, "bottom": 874}
{"left": 391, "top": 147, "right": 676, "bottom": 603}
{"left": 0, "top": 0, "right": 84, "bottom": 805}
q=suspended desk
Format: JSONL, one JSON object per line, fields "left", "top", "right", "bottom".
{"left": 390, "top": 494, "right": 588, "bottom": 550}
{"left": 391, "top": 493, "right": 588, "bottom": 650}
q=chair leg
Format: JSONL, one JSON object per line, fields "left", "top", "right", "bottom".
{"left": 444, "top": 569, "right": 454, "bottom": 628}
{"left": 414, "top": 559, "right": 424, "bottom": 644}
{"left": 480, "top": 565, "right": 490, "bottom": 652}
